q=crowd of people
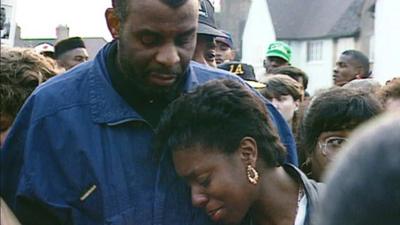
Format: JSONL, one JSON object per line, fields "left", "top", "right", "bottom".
{"left": 1, "top": 0, "right": 399, "bottom": 224}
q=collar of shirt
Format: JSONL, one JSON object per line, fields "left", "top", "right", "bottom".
{"left": 87, "top": 41, "right": 200, "bottom": 126}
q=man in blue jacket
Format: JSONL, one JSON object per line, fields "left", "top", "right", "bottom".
{"left": 1, "top": 0, "right": 297, "bottom": 224}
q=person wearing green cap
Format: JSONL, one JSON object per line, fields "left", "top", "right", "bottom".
{"left": 263, "top": 41, "right": 292, "bottom": 74}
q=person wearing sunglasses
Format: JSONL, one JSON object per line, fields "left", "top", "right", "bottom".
{"left": 300, "top": 87, "right": 382, "bottom": 182}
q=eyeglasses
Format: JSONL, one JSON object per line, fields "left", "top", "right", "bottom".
{"left": 318, "top": 136, "right": 348, "bottom": 155}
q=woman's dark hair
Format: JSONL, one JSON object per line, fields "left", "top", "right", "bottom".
{"left": 155, "top": 79, "right": 286, "bottom": 167}
{"left": 316, "top": 113, "right": 400, "bottom": 225}
{"left": 260, "top": 75, "right": 303, "bottom": 101}
{"left": 269, "top": 65, "right": 309, "bottom": 90}
{"left": 301, "top": 87, "right": 382, "bottom": 155}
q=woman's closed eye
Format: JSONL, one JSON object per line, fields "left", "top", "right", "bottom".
{"left": 198, "top": 175, "right": 211, "bottom": 188}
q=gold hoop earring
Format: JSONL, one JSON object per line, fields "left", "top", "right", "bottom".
{"left": 246, "top": 165, "right": 259, "bottom": 185}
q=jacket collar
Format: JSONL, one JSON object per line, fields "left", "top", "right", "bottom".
{"left": 284, "top": 164, "right": 322, "bottom": 225}
{"left": 88, "top": 42, "right": 199, "bottom": 125}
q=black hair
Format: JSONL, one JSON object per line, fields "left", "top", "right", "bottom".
{"left": 342, "top": 50, "right": 370, "bottom": 78}
{"left": 269, "top": 66, "right": 309, "bottom": 90}
{"left": 155, "top": 79, "right": 286, "bottom": 167}
{"left": 315, "top": 114, "right": 400, "bottom": 225}
{"left": 112, "top": 0, "right": 189, "bottom": 21}
{"left": 301, "top": 87, "right": 382, "bottom": 154}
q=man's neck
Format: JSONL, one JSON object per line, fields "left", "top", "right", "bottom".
{"left": 106, "top": 41, "right": 174, "bottom": 127}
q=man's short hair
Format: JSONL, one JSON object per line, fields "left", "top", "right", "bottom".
{"left": 342, "top": 50, "right": 370, "bottom": 78}
{"left": 112, "top": 0, "right": 189, "bottom": 21}
{"left": 155, "top": 79, "right": 286, "bottom": 167}
{"left": 301, "top": 87, "right": 382, "bottom": 155}
{"left": 269, "top": 66, "right": 309, "bottom": 90}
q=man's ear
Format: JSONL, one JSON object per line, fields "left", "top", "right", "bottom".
{"left": 105, "top": 8, "right": 120, "bottom": 39}
{"left": 230, "top": 50, "right": 236, "bottom": 61}
{"left": 354, "top": 64, "right": 364, "bottom": 79}
{"left": 238, "top": 137, "right": 258, "bottom": 167}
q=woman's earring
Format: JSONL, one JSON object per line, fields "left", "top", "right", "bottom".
{"left": 246, "top": 165, "right": 259, "bottom": 185}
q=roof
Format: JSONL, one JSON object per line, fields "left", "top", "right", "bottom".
{"left": 267, "top": 0, "right": 365, "bottom": 40}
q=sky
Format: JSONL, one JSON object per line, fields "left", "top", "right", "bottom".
{"left": 15, "top": 0, "right": 113, "bottom": 40}
{"left": 14, "top": 0, "right": 222, "bottom": 41}
{"left": 9, "top": 0, "right": 400, "bottom": 87}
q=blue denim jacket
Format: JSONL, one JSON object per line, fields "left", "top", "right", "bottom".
{"left": 1, "top": 42, "right": 297, "bottom": 225}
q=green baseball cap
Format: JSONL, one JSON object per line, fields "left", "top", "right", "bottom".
{"left": 266, "top": 41, "right": 292, "bottom": 63}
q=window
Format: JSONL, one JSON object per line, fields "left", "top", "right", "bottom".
{"left": 307, "top": 40, "right": 323, "bottom": 62}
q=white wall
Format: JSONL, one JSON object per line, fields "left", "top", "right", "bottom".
{"left": 374, "top": 0, "right": 400, "bottom": 83}
{"left": 242, "top": 0, "right": 276, "bottom": 79}
{"left": 290, "top": 39, "right": 334, "bottom": 95}
{"left": 336, "top": 37, "right": 356, "bottom": 59}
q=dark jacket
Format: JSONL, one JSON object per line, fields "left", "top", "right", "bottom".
{"left": 285, "top": 164, "right": 322, "bottom": 225}
{"left": 1, "top": 41, "right": 297, "bottom": 225}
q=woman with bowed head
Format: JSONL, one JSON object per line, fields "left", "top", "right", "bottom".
{"left": 155, "top": 79, "right": 321, "bottom": 225}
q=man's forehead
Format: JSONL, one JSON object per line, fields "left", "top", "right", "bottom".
{"left": 128, "top": 0, "right": 198, "bottom": 19}
{"left": 267, "top": 56, "right": 286, "bottom": 62}
{"left": 126, "top": 1, "right": 198, "bottom": 36}
{"left": 64, "top": 48, "right": 88, "bottom": 58}
{"left": 129, "top": 0, "right": 198, "bottom": 10}
{"left": 216, "top": 40, "right": 230, "bottom": 47}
